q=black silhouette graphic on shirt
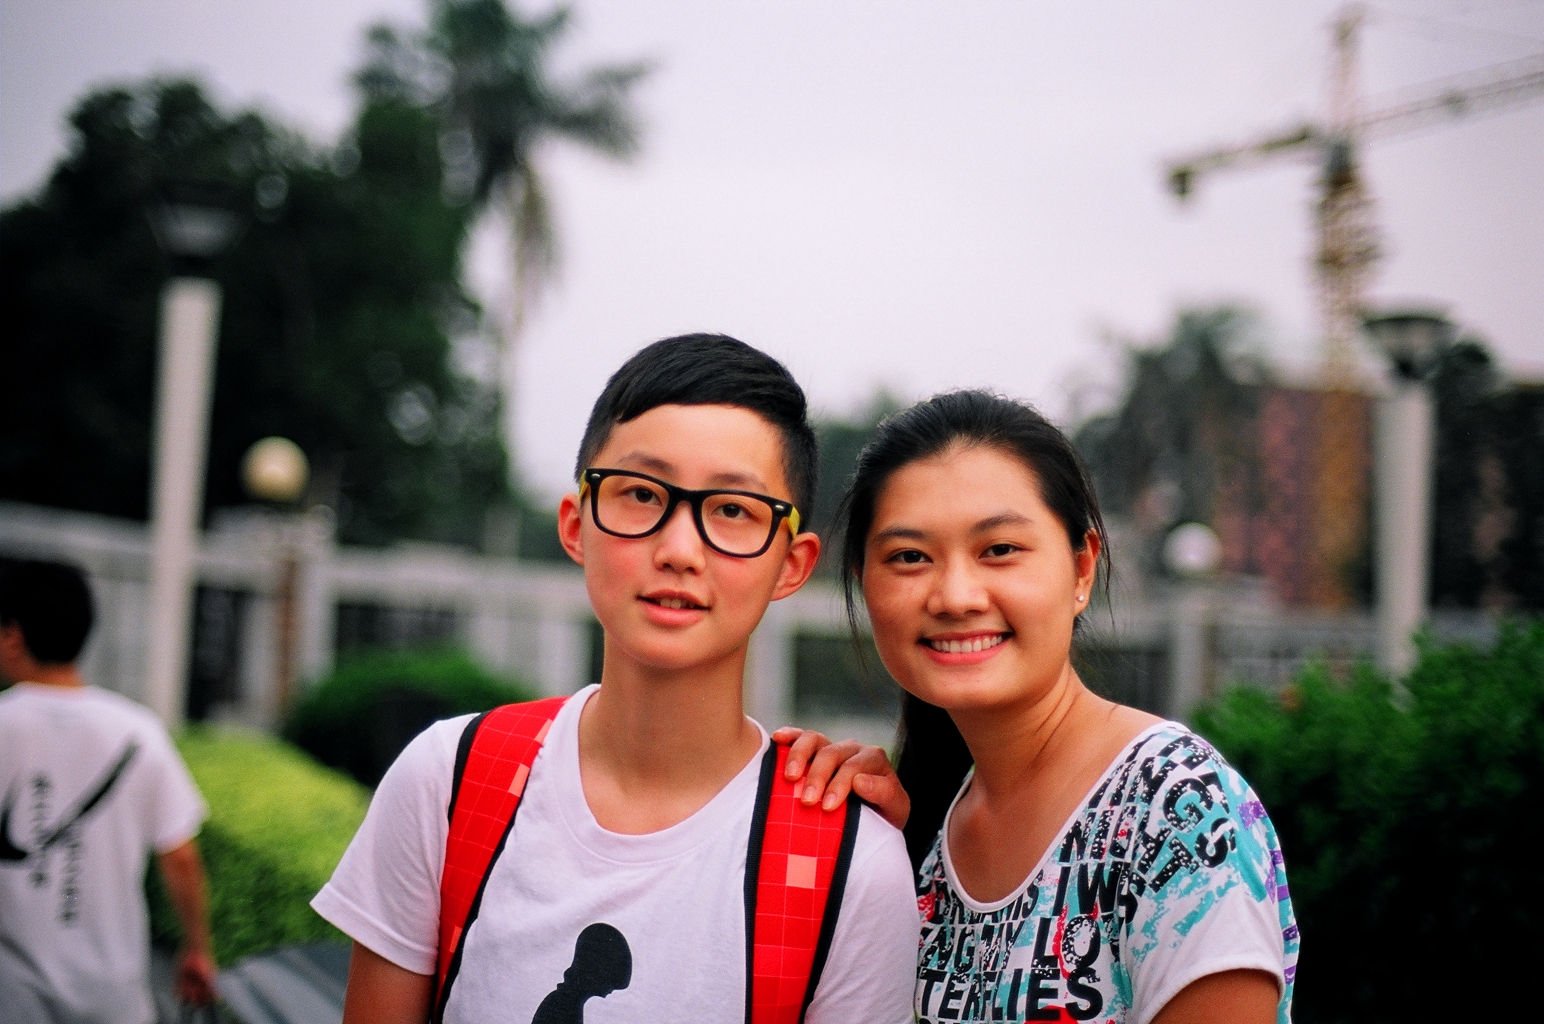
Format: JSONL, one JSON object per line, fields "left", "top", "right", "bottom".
{"left": 0, "top": 742, "right": 140, "bottom": 863}
{"left": 2, "top": 742, "right": 140, "bottom": 922}
{"left": 531, "top": 923, "right": 633, "bottom": 1024}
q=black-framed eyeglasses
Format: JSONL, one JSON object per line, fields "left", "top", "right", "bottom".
{"left": 579, "top": 468, "right": 801, "bottom": 559}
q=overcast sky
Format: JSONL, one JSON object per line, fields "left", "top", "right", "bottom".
{"left": 5, "top": 0, "right": 1542, "bottom": 497}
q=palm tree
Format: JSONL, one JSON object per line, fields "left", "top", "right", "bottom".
{"left": 427, "top": 0, "right": 646, "bottom": 331}
{"left": 359, "top": 0, "right": 646, "bottom": 475}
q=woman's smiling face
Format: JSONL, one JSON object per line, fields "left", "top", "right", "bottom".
{"left": 860, "top": 443, "right": 1099, "bottom": 714}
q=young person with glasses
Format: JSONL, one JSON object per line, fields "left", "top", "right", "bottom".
{"left": 313, "top": 334, "right": 918, "bottom": 1024}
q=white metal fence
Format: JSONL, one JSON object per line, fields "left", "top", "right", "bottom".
{"left": 0, "top": 501, "right": 1504, "bottom": 740}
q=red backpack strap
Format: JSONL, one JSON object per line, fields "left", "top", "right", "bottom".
{"left": 434, "top": 696, "right": 567, "bottom": 1022}
{"left": 744, "top": 740, "right": 864, "bottom": 1024}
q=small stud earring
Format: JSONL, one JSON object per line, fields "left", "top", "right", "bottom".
{"left": 1077, "top": 595, "right": 1085, "bottom": 602}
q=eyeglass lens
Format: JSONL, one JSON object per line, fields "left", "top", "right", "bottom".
{"left": 592, "top": 474, "right": 778, "bottom": 555}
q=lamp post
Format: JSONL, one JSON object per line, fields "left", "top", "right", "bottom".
{"left": 241, "top": 437, "right": 310, "bottom": 716}
{"left": 1362, "top": 310, "right": 1452, "bottom": 679}
{"left": 1164, "top": 522, "right": 1223, "bottom": 720}
{"left": 144, "top": 192, "right": 241, "bottom": 727}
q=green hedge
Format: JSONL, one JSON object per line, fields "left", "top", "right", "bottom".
{"left": 283, "top": 647, "right": 536, "bottom": 787}
{"left": 150, "top": 728, "right": 370, "bottom": 965}
{"left": 1194, "top": 620, "right": 1544, "bottom": 1024}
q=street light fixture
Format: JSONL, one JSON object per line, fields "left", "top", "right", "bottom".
{"left": 240, "top": 436, "right": 311, "bottom": 716}
{"left": 241, "top": 437, "right": 310, "bottom": 504}
{"left": 1363, "top": 310, "right": 1452, "bottom": 382}
{"left": 144, "top": 182, "right": 243, "bottom": 728}
{"left": 149, "top": 203, "right": 242, "bottom": 263}
{"left": 1361, "top": 308, "right": 1453, "bottom": 679}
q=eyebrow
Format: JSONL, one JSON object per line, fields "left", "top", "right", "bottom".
{"left": 872, "top": 526, "right": 928, "bottom": 543}
{"left": 611, "top": 453, "right": 768, "bottom": 492}
{"left": 705, "top": 471, "right": 767, "bottom": 490}
{"left": 614, "top": 452, "right": 677, "bottom": 476}
{"left": 871, "top": 512, "right": 1033, "bottom": 544}
{"left": 973, "top": 512, "right": 1032, "bottom": 532}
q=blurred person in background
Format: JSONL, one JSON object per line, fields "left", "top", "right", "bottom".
{"left": 0, "top": 560, "right": 216, "bottom": 1024}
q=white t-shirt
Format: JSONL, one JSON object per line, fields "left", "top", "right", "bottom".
{"left": 0, "top": 683, "right": 208, "bottom": 1024}
{"left": 313, "top": 685, "right": 920, "bottom": 1023}
{"left": 914, "top": 723, "right": 1298, "bottom": 1024}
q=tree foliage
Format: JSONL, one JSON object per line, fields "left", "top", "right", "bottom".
{"left": 361, "top": 0, "right": 647, "bottom": 317}
{"left": 1430, "top": 341, "right": 1544, "bottom": 608}
{"left": 1194, "top": 621, "right": 1544, "bottom": 1022}
{"left": 282, "top": 646, "right": 535, "bottom": 787}
{"left": 1076, "top": 306, "right": 1543, "bottom": 608}
{"left": 806, "top": 394, "right": 901, "bottom": 577}
{"left": 149, "top": 728, "right": 369, "bottom": 964}
{"left": 0, "top": 78, "right": 510, "bottom": 547}
{"left": 1075, "top": 307, "right": 1270, "bottom": 580}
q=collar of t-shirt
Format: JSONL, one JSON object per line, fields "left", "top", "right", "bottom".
{"left": 538, "top": 684, "right": 773, "bottom": 864}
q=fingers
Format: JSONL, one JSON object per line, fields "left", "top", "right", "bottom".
{"left": 852, "top": 771, "right": 912, "bottom": 830}
{"left": 821, "top": 744, "right": 893, "bottom": 810}
{"left": 780, "top": 729, "right": 831, "bottom": 781}
{"left": 778, "top": 732, "right": 909, "bottom": 824}
{"left": 799, "top": 739, "right": 864, "bottom": 806}
{"left": 176, "top": 950, "right": 218, "bottom": 1005}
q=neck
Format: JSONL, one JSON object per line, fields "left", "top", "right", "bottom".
{"left": 12, "top": 663, "right": 85, "bottom": 689}
{"left": 580, "top": 640, "right": 762, "bottom": 793}
{"left": 950, "top": 660, "right": 1093, "bottom": 804}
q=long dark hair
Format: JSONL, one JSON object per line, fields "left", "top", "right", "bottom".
{"left": 834, "top": 390, "right": 1110, "bottom": 869}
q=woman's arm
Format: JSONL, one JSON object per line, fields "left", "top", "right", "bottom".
{"left": 772, "top": 727, "right": 911, "bottom": 830}
{"left": 1150, "top": 969, "right": 1280, "bottom": 1024}
{"left": 342, "top": 942, "right": 433, "bottom": 1024}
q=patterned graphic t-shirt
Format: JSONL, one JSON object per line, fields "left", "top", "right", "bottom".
{"left": 915, "top": 724, "right": 1298, "bottom": 1024}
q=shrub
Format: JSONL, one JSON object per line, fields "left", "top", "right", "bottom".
{"left": 1193, "top": 619, "right": 1544, "bottom": 1024}
{"left": 150, "top": 728, "right": 370, "bottom": 964}
{"left": 283, "top": 647, "right": 536, "bottom": 787}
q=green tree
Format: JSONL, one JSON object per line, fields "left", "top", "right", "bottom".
{"left": 0, "top": 78, "right": 509, "bottom": 547}
{"left": 1194, "top": 622, "right": 1544, "bottom": 1022}
{"left": 808, "top": 393, "right": 901, "bottom": 567}
{"left": 362, "top": 0, "right": 646, "bottom": 337}
{"left": 1075, "top": 307, "right": 1270, "bottom": 578}
{"left": 1430, "top": 340, "right": 1544, "bottom": 608}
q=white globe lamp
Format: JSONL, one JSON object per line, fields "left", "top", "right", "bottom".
{"left": 242, "top": 437, "right": 309, "bottom": 504}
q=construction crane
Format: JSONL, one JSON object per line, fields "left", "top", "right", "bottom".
{"left": 1166, "top": 6, "right": 1544, "bottom": 381}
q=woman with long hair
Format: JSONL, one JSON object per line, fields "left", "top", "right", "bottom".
{"left": 783, "top": 390, "right": 1296, "bottom": 1023}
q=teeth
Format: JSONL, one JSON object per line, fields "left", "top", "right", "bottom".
{"left": 656, "top": 597, "right": 694, "bottom": 610}
{"left": 930, "top": 635, "right": 1004, "bottom": 654}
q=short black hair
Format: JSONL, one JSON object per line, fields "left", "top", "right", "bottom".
{"left": 574, "top": 333, "right": 818, "bottom": 522}
{"left": 0, "top": 559, "right": 96, "bottom": 664}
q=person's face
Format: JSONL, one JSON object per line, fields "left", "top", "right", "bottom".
{"left": 559, "top": 404, "right": 820, "bottom": 676}
{"left": 860, "top": 444, "right": 1098, "bottom": 715}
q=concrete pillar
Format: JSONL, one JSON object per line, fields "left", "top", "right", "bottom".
{"left": 1167, "top": 587, "right": 1214, "bottom": 721}
{"left": 745, "top": 605, "right": 794, "bottom": 728}
{"left": 239, "top": 595, "right": 279, "bottom": 729}
{"left": 535, "top": 611, "right": 589, "bottom": 697}
{"left": 144, "top": 278, "right": 222, "bottom": 727}
{"left": 1374, "top": 382, "right": 1434, "bottom": 678}
{"left": 294, "top": 508, "right": 337, "bottom": 690}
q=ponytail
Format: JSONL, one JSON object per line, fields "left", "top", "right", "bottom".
{"left": 895, "top": 694, "right": 973, "bottom": 871}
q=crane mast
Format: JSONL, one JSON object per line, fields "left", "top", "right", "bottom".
{"left": 1166, "top": 5, "right": 1544, "bottom": 381}
{"left": 1317, "top": 7, "right": 1378, "bottom": 380}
